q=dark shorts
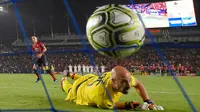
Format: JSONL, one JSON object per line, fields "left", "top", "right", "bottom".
{"left": 36, "top": 55, "right": 48, "bottom": 67}
{"left": 152, "top": 70, "right": 156, "bottom": 73}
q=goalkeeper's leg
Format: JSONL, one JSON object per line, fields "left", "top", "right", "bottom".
{"left": 63, "top": 70, "right": 82, "bottom": 80}
{"left": 70, "top": 73, "right": 82, "bottom": 80}
{"left": 60, "top": 77, "right": 72, "bottom": 94}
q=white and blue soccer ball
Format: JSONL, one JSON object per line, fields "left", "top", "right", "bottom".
{"left": 86, "top": 4, "right": 145, "bottom": 59}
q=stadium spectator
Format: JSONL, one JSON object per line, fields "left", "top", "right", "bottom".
{"left": 0, "top": 44, "right": 200, "bottom": 76}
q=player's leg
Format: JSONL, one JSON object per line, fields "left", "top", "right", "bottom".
{"left": 42, "top": 55, "right": 57, "bottom": 82}
{"left": 148, "top": 70, "right": 151, "bottom": 75}
{"left": 153, "top": 70, "right": 156, "bottom": 75}
{"left": 142, "top": 71, "right": 145, "bottom": 75}
{"left": 63, "top": 71, "right": 83, "bottom": 80}
{"left": 60, "top": 77, "right": 73, "bottom": 95}
{"left": 44, "top": 65, "right": 57, "bottom": 82}
{"left": 33, "top": 60, "right": 41, "bottom": 83}
{"left": 161, "top": 70, "right": 164, "bottom": 76}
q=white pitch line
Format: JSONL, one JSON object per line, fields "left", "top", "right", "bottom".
{"left": 147, "top": 90, "right": 199, "bottom": 95}
{"left": 0, "top": 86, "right": 57, "bottom": 90}
{"left": 0, "top": 102, "right": 27, "bottom": 106}
{"left": 0, "top": 86, "right": 199, "bottom": 95}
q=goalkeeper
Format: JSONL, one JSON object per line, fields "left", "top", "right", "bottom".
{"left": 61, "top": 65, "right": 164, "bottom": 110}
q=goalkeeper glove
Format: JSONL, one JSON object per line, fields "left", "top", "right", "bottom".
{"left": 142, "top": 100, "right": 164, "bottom": 110}
{"left": 125, "top": 101, "right": 141, "bottom": 110}
{"left": 143, "top": 100, "right": 156, "bottom": 110}
{"left": 144, "top": 99, "right": 154, "bottom": 105}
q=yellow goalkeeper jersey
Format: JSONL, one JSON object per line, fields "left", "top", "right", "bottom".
{"left": 66, "top": 72, "right": 136, "bottom": 109}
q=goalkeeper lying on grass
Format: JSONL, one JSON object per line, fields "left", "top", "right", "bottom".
{"left": 61, "top": 65, "right": 164, "bottom": 110}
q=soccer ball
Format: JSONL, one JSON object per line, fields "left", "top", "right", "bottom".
{"left": 86, "top": 4, "right": 145, "bottom": 59}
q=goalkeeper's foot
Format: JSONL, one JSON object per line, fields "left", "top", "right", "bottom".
{"left": 63, "top": 70, "right": 75, "bottom": 79}
{"left": 63, "top": 70, "right": 70, "bottom": 77}
{"left": 35, "top": 78, "right": 40, "bottom": 83}
{"left": 53, "top": 79, "right": 58, "bottom": 84}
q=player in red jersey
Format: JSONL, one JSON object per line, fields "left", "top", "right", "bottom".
{"left": 152, "top": 64, "right": 156, "bottom": 75}
{"left": 181, "top": 65, "right": 185, "bottom": 76}
{"left": 146, "top": 65, "right": 151, "bottom": 75}
{"left": 187, "top": 64, "right": 192, "bottom": 73}
{"left": 140, "top": 65, "right": 145, "bottom": 75}
{"left": 31, "top": 36, "right": 57, "bottom": 83}
{"left": 160, "top": 64, "right": 164, "bottom": 76}
{"left": 198, "top": 64, "right": 200, "bottom": 72}
{"left": 164, "top": 65, "right": 168, "bottom": 75}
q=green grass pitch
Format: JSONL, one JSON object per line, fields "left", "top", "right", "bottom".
{"left": 0, "top": 74, "right": 199, "bottom": 112}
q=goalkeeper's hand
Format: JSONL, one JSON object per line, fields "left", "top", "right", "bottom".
{"left": 141, "top": 100, "right": 164, "bottom": 110}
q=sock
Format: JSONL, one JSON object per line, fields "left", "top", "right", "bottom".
{"left": 70, "top": 73, "right": 82, "bottom": 80}
{"left": 50, "top": 71, "right": 57, "bottom": 81}
{"left": 46, "top": 69, "right": 56, "bottom": 81}
{"left": 34, "top": 70, "right": 40, "bottom": 79}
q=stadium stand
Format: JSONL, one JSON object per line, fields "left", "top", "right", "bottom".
{"left": 0, "top": 27, "right": 200, "bottom": 75}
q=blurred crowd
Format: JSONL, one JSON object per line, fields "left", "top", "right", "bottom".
{"left": 128, "top": 2, "right": 167, "bottom": 15}
{"left": 0, "top": 44, "right": 200, "bottom": 74}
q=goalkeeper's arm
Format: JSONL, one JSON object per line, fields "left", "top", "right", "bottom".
{"left": 130, "top": 79, "right": 164, "bottom": 110}
{"left": 134, "top": 79, "right": 153, "bottom": 104}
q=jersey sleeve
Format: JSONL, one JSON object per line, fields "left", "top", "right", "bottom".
{"left": 39, "top": 42, "right": 45, "bottom": 47}
{"left": 130, "top": 75, "right": 136, "bottom": 87}
{"left": 39, "top": 42, "right": 45, "bottom": 51}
